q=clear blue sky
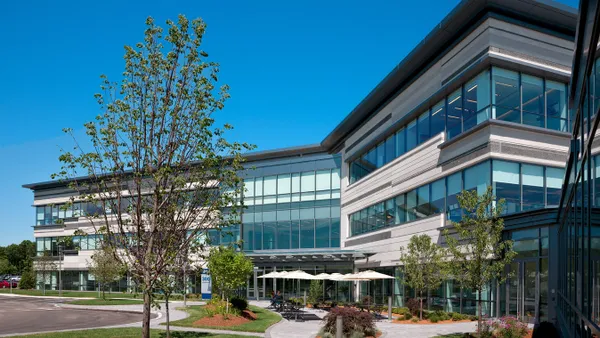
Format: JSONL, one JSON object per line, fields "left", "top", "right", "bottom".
{"left": 0, "top": 0, "right": 579, "bottom": 246}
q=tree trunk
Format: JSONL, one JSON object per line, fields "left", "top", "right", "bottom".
{"left": 419, "top": 290, "right": 423, "bottom": 321}
{"left": 477, "top": 289, "right": 482, "bottom": 335}
{"left": 165, "top": 294, "right": 170, "bottom": 338}
{"left": 142, "top": 289, "right": 152, "bottom": 338}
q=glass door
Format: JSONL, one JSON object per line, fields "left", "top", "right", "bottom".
{"left": 507, "top": 260, "right": 539, "bottom": 323}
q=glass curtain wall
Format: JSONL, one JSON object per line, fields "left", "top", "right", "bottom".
{"left": 349, "top": 67, "right": 568, "bottom": 184}
{"left": 350, "top": 160, "right": 564, "bottom": 237}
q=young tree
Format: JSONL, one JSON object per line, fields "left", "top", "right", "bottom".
{"left": 53, "top": 15, "right": 252, "bottom": 338}
{"left": 400, "top": 234, "right": 447, "bottom": 320}
{"left": 35, "top": 252, "right": 57, "bottom": 296}
{"left": 207, "top": 246, "right": 253, "bottom": 313}
{"left": 443, "top": 186, "right": 516, "bottom": 334}
{"left": 19, "top": 267, "right": 36, "bottom": 289}
{"left": 87, "top": 246, "right": 125, "bottom": 299}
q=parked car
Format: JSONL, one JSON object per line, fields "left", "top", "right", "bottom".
{"left": 0, "top": 279, "right": 17, "bottom": 288}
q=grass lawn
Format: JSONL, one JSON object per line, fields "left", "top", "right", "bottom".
{"left": 0, "top": 289, "right": 140, "bottom": 299}
{"left": 68, "top": 298, "right": 144, "bottom": 306}
{"left": 167, "top": 305, "right": 281, "bottom": 333}
{"left": 9, "top": 328, "right": 254, "bottom": 338}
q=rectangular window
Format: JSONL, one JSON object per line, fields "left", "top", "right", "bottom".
{"left": 291, "top": 173, "right": 301, "bottom": 193}
{"left": 316, "top": 170, "right": 331, "bottom": 191}
{"left": 255, "top": 177, "right": 263, "bottom": 196}
{"left": 406, "top": 120, "right": 417, "bottom": 152}
{"left": 263, "top": 222, "right": 276, "bottom": 250}
{"left": 254, "top": 223, "right": 262, "bottom": 250}
{"left": 315, "top": 219, "right": 330, "bottom": 248}
{"left": 243, "top": 223, "right": 254, "bottom": 251}
{"left": 547, "top": 167, "right": 564, "bottom": 207}
{"left": 277, "top": 174, "right": 291, "bottom": 194}
{"left": 277, "top": 222, "right": 290, "bottom": 250}
{"left": 430, "top": 100, "right": 445, "bottom": 137}
{"left": 406, "top": 190, "right": 417, "bottom": 222}
{"left": 376, "top": 142, "right": 385, "bottom": 168}
{"left": 332, "top": 169, "right": 341, "bottom": 189}
{"left": 464, "top": 69, "right": 491, "bottom": 131}
{"left": 331, "top": 218, "right": 340, "bottom": 247}
{"left": 374, "top": 202, "right": 386, "bottom": 228}
{"left": 385, "top": 134, "right": 395, "bottom": 165}
{"left": 493, "top": 67, "right": 520, "bottom": 123}
{"left": 546, "top": 81, "right": 568, "bottom": 132}
{"left": 395, "top": 194, "right": 406, "bottom": 224}
{"left": 291, "top": 221, "right": 300, "bottom": 249}
{"left": 416, "top": 185, "right": 431, "bottom": 218}
{"left": 244, "top": 179, "right": 255, "bottom": 197}
{"left": 431, "top": 179, "right": 445, "bottom": 214}
{"left": 36, "top": 207, "right": 44, "bottom": 225}
{"left": 447, "top": 89, "right": 463, "bottom": 139}
{"left": 522, "top": 164, "right": 544, "bottom": 211}
{"left": 385, "top": 199, "right": 396, "bottom": 226}
{"left": 417, "top": 111, "right": 430, "bottom": 144}
{"left": 300, "top": 220, "right": 315, "bottom": 248}
{"left": 395, "top": 128, "right": 406, "bottom": 157}
{"left": 263, "top": 176, "right": 277, "bottom": 196}
{"left": 522, "top": 74, "right": 544, "bottom": 128}
{"left": 301, "top": 172, "right": 315, "bottom": 192}
{"left": 464, "top": 161, "right": 490, "bottom": 196}
{"left": 493, "top": 160, "right": 520, "bottom": 214}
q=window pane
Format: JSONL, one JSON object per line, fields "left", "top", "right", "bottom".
{"left": 291, "top": 221, "right": 300, "bottom": 249}
{"left": 431, "top": 179, "right": 445, "bottom": 214}
{"left": 244, "top": 179, "right": 255, "bottom": 197}
{"left": 416, "top": 185, "right": 431, "bottom": 218}
{"left": 300, "top": 220, "right": 315, "bottom": 248}
{"left": 431, "top": 100, "right": 445, "bottom": 137}
{"left": 291, "top": 173, "right": 301, "bottom": 193}
{"left": 522, "top": 164, "right": 544, "bottom": 211}
{"left": 255, "top": 177, "right": 263, "bottom": 196}
{"left": 315, "top": 207, "right": 330, "bottom": 219}
{"left": 395, "top": 195, "right": 406, "bottom": 224}
{"left": 243, "top": 223, "right": 254, "bottom": 251}
{"left": 406, "top": 190, "right": 417, "bottom": 222}
{"left": 263, "top": 176, "right": 277, "bottom": 195}
{"left": 385, "top": 134, "right": 395, "bottom": 164}
{"left": 263, "top": 222, "right": 276, "bottom": 250}
{"left": 277, "top": 222, "right": 290, "bottom": 249}
{"left": 376, "top": 142, "right": 385, "bottom": 167}
{"left": 395, "top": 128, "right": 406, "bottom": 157}
{"left": 316, "top": 170, "right": 331, "bottom": 191}
{"left": 332, "top": 169, "right": 341, "bottom": 189}
{"left": 493, "top": 68, "right": 520, "bottom": 123}
{"left": 547, "top": 167, "right": 564, "bottom": 207}
{"left": 464, "top": 69, "right": 491, "bottom": 131}
{"left": 254, "top": 224, "right": 262, "bottom": 250}
{"left": 277, "top": 174, "right": 291, "bottom": 194}
{"left": 447, "top": 172, "right": 462, "bottom": 222}
{"left": 406, "top": 120, "right": 417, "bottom": 151}
{"left": 375, "top": 202, "right": 386, "bottom": 228}
{"left": 315, "top": 219, "right": 330, "bottom": 248}
{"left": 546, "top": 81, "right": 568, "bottom": 132}
{"left": 301, "top": 172, "right": 315, "bottom": 192}
{"left": 385, "top": 199, "right": 396, "bottom": 226}
{"left": 418, "top": 111, "right": 430, "bottom": 144}
{"left": 493, "top": 160, "right": 520, "bottom": 214}
{"left": 464, "top": 161, "right": 490, "bottom": 195}
{"left": 522, "top": 74, "right": 544, "bottom": 128}
{"left": 331, "top": 218, "right": 340, "bottom": 247}
{"left": 447, "top": 89, "right": 463, "bottom": 139}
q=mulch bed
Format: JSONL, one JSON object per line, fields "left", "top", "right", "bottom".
{"left": 394, "top": 318, "right": 473, "bottom": 324}
{"left": 192, "top": 308, "right": 257, "bottom": 327}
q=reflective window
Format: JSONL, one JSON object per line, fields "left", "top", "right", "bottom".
{"left": 522, "top": 164, "right": 544, "bottom": 211}
{"left": 300, "top": 220, "right": 314, "bottom": 248}
{"left": 315, "top": 219, "right": 330, "bottom": 248}
{"left": 418, "top": 111, "right": 430, "bottom": 144}
{"left": 385, "top": 199, "right": 396, "bottom": 226}
{"left": 277, "top": 174, "right": 291, "bottom": 194}
{"left": 464, "top": 161, "right": 490, "bottom": 195}
{"left": 301, "top": 172, "right": 315, "bottom": 192}
{"left": 447, "top": 89, "right": 463, "bottom": 139}
{"left": 463, "top": 69, "right": 490, "bottom": 132}
{"left": 416, "top": 185, "right": 431, "bottom": 218}
{"left": 430, "top": 100, "right": 445, "bottom": 137}
{"left": 406, "top": 190, "right": 417, "bottom": 222}
{"left": 546, "top": 81, "right": 568, "bottom": 132}
{"left": 406, "top": 120, "right": 417, "bottom": 152}
{"left": 277, "top": 221, "right": 290, "bottom": 250}
{"left": 493, "top": 160, "right": 520, "bottom": 214}
{"left": 446, "top": 172, "right": 462, "bottom": 222}
{"left": 547, "top": 167, "right": 564, "bottom": 206}
{"left": 395, "top": 194, "right": 406, "bottom": 224}
{"left": 376, "top": 141, "right": 385, "bottom": 168}
{"left": 263, "top": 222, "right": 276, "bottom": 250}
{"left": 385, "top": 134, "right": 395, "bottom": 165}
{"left": 522, "top": 74, "right": 544, "bottom": 128}
{"left": 395, "top": 128, "right": 406, "bottom": 158}
{"left": 493, "top": 68, "right": 520, "bottom": 123}
{"left": 431, "top": 179, "right": 445, "bottom": 214}
{"left": 264, "top": 176, "right": 277, "bottom": 196}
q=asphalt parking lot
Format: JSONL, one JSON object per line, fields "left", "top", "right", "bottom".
{"left": 0, "top": 296, "right": 146, "bottom": 335}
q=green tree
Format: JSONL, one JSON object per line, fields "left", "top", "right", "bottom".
{"left": 443, "top": 186, "right": 516, "bottom": 334}
{"left": 52, "top": 15, "right": 252, "bottom": 338}
{"left": 19, "top": 267, "right": 36, "bottom": 289}
{"left": 207, "top": 246, "right": 253, "bottom": 313}
{"left": 87, "top": 247, "right": 125, "bottom": 299}
{"left": 0, "top": 258, "right": 15, "bottom": 275}
{"left": 400, "top": 234, "right": 447, "bottom": 320}
{"left": 308, "top": 280, "right": 323, "bottom": 305}
{"left": 35, "top": 252, "right": 57, "bottom": 296}
{"left": 4, "top": 240, "right": 36, "bottom": 275}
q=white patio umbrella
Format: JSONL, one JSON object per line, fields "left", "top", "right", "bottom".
{"left": 354, "top": 270, "right": 395, "bottom": 280}
{"left": 328, "top": 273, "right": 345, "bottom": 281}
{"left": 285, "top": 270, "right": 318, "bottom": 280}
{"left": 258, "top": 271, "right": 288, "bottom": 278}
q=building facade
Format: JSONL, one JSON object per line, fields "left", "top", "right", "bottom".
{"left": 24, "top": 0, "right": 592, "bottom": 327}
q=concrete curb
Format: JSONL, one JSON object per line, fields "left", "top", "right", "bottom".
{"left": 264, "top": 313, "right": 284, "bottom": 338}
{"left": 0, "top": 293, "right": 93, "bottom": 300}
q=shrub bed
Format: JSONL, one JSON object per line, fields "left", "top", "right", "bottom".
{"left": 321, "top": 307, "right": 377, "bottom": 337}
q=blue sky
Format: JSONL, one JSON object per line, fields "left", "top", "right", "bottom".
{"left": 0, "top": 0, "right": 579, "bottom": 246}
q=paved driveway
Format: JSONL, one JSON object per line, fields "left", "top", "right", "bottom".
{"left": 0, "top": 296, "right": 146, "bottom": 336}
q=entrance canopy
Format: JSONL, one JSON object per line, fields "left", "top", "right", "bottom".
{"left": 247, "top": 249, "right": 371, "bottom": 265}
